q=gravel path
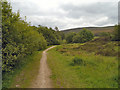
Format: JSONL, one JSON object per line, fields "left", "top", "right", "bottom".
{"left": 31, "top": 46, "right": 56, "bottom": 88}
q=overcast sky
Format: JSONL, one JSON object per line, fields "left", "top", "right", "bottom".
{"left": 8, "top": 0, "right": 119, "bottom": 30}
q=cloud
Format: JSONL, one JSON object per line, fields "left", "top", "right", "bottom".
{"left": 60, "top": 2, "right": 118, "bottom": 23}
{"left": 8, "top": 0, "right": 118, "bottom": 30}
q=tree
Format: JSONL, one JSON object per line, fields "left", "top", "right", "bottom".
{"left": 112, "top": 25, "right": 120, "bottom": 41}
{"left": 55, "top": 26, "right": 59, "bottom": 31}
{"left": 73, "top": 28, "right": 94, "bottom": 43}
{"left": 58, "top": 31, "right": 65, "bottom": 40}
{"left": 2, "top": 1, "right": 47, "bottom": 72}
{"left": 37, "top": 26, "right": 61, "bottom": 45}
{"left": 66, "top": 32, "right": 76, "bottom": 43}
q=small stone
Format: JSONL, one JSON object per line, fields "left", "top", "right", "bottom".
{"left": 16, "top": 84, "right": 20, "bottom": 87}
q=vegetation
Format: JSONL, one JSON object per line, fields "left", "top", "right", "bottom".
{"left": 77, "top": 38, "right": 119, "bottom": 56}
{"left": 37, "top": 26, "right": 62, "bottom": 45}
{"left": 2, "top": 2, "right": 45, "bottom": 72}
{"left": 66, "top": 32, "right": 76, "bottom": 43}
{"left": 112, "top": 25, "right": 120, "bottom": 41}
{"left": 2, "top": 51, "right": 42, "bottom": 88}
{"left": 47, "top": 38, "right": 118, "bottom": 88}
{"left": 48, "top": 26, "right": 119, "bottom": 87}
{"left": 65, "top": 28, "right": 94, "bottom": 43}
{"left": 2, "top": 1, "right": 62, "bottom": 72}
{"left": 72, "top": 28, "right": 94, "bottom": 43}
{"left": 1, "top": 1, "right": 62, "bottom": 88}
{"left": 1, "top": 0, "right": 119, "bottom": 88}
{"left": 72, "top": 57, "right": 85, "bottom": 66}
{"left": 62, "top": 26, "right": 114, "bottom": 36}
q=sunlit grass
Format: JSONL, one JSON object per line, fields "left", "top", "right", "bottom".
{"left": 2, "top": 51, "right": 42, "bottom": 88}
{"left": 47, "top": 44, "right": 118, "bottom": 88}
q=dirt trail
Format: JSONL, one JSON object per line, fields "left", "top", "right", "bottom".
{"left": 31, "top": 46, "right": 56, "bottom": 88}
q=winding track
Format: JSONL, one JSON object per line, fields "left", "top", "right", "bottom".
{"left": 31, "top": 46, "right": 56, "bottom": 88}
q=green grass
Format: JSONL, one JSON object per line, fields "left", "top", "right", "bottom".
{"left": 47, "top": 44, "right": 118, "bottom": 88}
{"left": 2, "top": 51, "right": 43, "bottom": 88}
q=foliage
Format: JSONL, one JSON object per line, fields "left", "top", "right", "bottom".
{"left": 47, "top": 45, "right": 118, "bottom": 88}
{"left": 2, "top": 1, "right": 63, "bottom": 72}
{"left": 66, "top": 32, "right": 76, "bottom": 43}
{"left": 2, "top": 51, "right": 42, "bottom": 88}
{"left": 54, "top": 26, "right": 59, "bottom": 31}
{"left": 65, "top": 28, "right": 94, "bottom": 44}
{"left": 72, "top": 57, "right": 84, "bottom": 66}
{"left": 73, "top": 28, "right": 94, "bottom": 43}
{"left": 99, "top": 32, "right": 110, "bottom": 37}
{"left": 37, "top": 26, "right": 61, "bottom": 45}
{"left": 72, "top": 37, "right": 119, "bottom": 57}
{"left": 112, "top": 25, "right": 120, "bottom": 41}
{"left": 58, "top": 31, "right": 65, "bottom": 40}
{"left": 99, "top": 32, "right": 112, "bottom": 40}
{"left": 2, "top": 2, "right": 47, "bottom": 72}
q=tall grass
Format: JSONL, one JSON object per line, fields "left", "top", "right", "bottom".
{"left": 47, "top": 45, "right": 118, "bottom": 88}
{"left": 2, "top": 51, "right": 42, "bottom": 88}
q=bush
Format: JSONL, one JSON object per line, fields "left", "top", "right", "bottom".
{"left": 66, "top": 32, "right": 76, "bottom": 43}
{"left": 73, "top": 28, "right": 94, "bottom": 43}
{"left": 112, "top": 25, "right": 120, "bottom": 41}
{"left": 37, "top": 26, "right": 61, "bottom": 45}
{"left": 72, "top": 57, "right": 84, "bottom": 65}
{"left": 99, "top": 32, "right": 110, "bottom": 37}
{"left": 2, "top": 2, "right": 47, "bottom": 72}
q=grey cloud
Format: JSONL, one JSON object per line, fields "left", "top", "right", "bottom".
{"left": 9, "top": 1, "right": 118, "bottom": 30}
{"left": 60, "top": 2, "right": 118, "bottom": 26}
{"left": 11, "top": 1, "right": 66, "bottom": 18}
{"left": 61, "top": 2, "right": 117, "bottom": 18}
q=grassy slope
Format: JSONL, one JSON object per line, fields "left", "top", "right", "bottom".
{"left": 47, "top": 41, "right": 118, "bottom": 88}
{"left": 62, "top": 26, "right": 114, "bottom": 36}
{"left": 2, "top": 51, "right": 42, "bottom": 88}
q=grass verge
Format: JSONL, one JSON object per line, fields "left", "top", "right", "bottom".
{"left": 2, "top": 51, "right": 42, "bottom": 88}
{"left": 47, "top": 45, "right": 118, "bottom": 88}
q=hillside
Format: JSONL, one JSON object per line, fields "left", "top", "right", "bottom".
{"left": 61, "top": 26, "right": 115, "bottom": 36}
{"left": 47, "top": 37, "right": 118, "bottom": 88}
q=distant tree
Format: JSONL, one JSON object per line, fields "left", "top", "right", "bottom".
{"left": 59, "top": 32, "right": 65, "bottom": 40}
{"left": 73, "top": 28, "right": 94, "bottom": 43}
{"left": 112, "top": 25, "right": 120, "bottom": 41}
{"left": 55, "top": 26, "right": 59, "bottom": 31}
{"left": 49, "top": 27, "right": 53, "bottom": 30}
{"left": 73, "top": 34, "right": 83, "bottom": 43}
{"left": 99, "top": 32, "right": 112, "bottom": 40}
{"left": 37, "top": 26, "right": 61, "bottom": 45}
{"left": 66, "top": 32, "right": 76, "bottom": 43}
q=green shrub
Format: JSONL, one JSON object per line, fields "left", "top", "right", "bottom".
{"left": 66, "top": 32, "right": 76, "bottom": 43}
{"left": 73, "top": 28, "right": 94, "bottom": 43}
{"left": 112, "top": 25, "right": 120, "bottom": 41}
{"left": 72, "top": 57, "right": 84, "bottom": 65}
{"left": 37, "top": 26, "right": 61, "bottom": 45}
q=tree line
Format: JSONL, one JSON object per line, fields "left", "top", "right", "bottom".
{"left": 65, "top": 25, "right": 120, "bottom": 44}
{"left": 65, "top": 28, "right": 94, "bottom": 43}
{"left": 2, "top": 1, "right": 64, "bottom": 72}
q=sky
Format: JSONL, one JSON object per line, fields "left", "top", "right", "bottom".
{"left": 8, "top": 0, "right": 119, "bottom": 30}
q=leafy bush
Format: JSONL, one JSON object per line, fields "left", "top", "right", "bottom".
{"left": 37, "top": 26, "right": 61, "bottom": 45}
{"left": 72, "top": 57, "right": 84, "bottom": 65}
{"left": 66, "top": 32, "right": 76, "bottom": 43}
{"left": 2, "top": 2, "right": 49, "bottom": 72}
{"left": 112, "top": 25, "right": 120, "bottom": 41}
{"left": 2, "top": 1, "right": 63, "bottom": 72}
{"left": 72, "top": 28, "right": 94, "bottom": 43}
{"left": 99, "top": 32, "right": 110, "bottom": 37}
{"left": 96, "top": 49, "right": 116, "bottom": 56}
